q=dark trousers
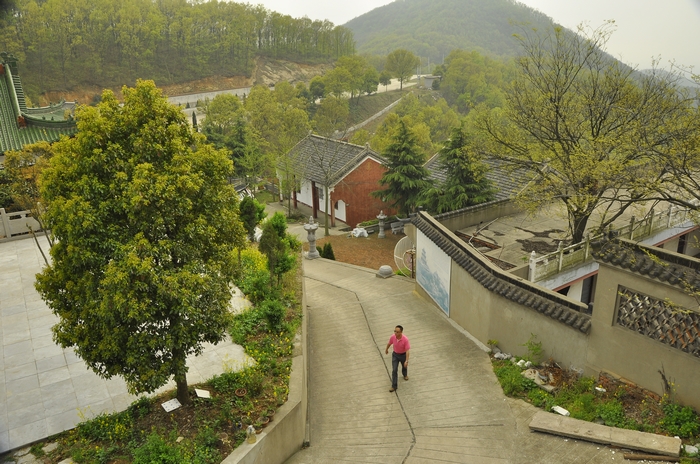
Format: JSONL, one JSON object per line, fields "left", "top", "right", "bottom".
{"left": 391, "top": 351, "right": 407, "bottom": 388}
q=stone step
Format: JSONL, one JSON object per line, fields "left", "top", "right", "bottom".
{"left": 529, "top": 410, "right": 681, "bottom": 457}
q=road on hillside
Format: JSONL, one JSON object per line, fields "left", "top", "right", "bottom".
{"left": 171, "top": 76, "right": 421, "bottom": 126}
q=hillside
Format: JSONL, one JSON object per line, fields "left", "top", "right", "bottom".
{"left": 0, "top": 0, "right": 354, "bottom": 99}
{"left": 40, "top": 57, "right": 333, "bottom": 105}
{"left": 345, "top": 0, "right": 556, "bottom": 63}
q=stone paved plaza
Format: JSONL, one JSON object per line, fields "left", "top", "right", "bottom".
{"left": 0, "top": 236, "right": 253, "bottom": 453}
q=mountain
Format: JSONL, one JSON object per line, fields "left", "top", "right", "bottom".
{"left": 345, "top": 0, "right": 556, "bottom": 63}
{"left": 640, "top": 69, "right": 700, "bottom": 89}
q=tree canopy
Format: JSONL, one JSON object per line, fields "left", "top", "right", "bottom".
{"left": 374, "top": 119, "right": 431, "bottom": 216}
{"left": 470, "top": 23, "right": 696, "bottom": 243}
{"left": 385, "top": 49, "right": 420, "bottom": 90}
{"left": 438, "top": 49, "right": 513, "bottom": 113}
{"left": 422, "top": 124, "right": 495, "bottom": 214}
{"left": 370, "top": 93, "right": 460, "bottom": 155}
{"left": 0, "top": 0, "right": 355, "bottom": 97}
{"left": 35, "top": 80, "right": 246, "bottom": 405}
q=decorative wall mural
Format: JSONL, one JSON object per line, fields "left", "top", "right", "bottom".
{"left": 416, "top": 230, "right": 451, "bottom": 315}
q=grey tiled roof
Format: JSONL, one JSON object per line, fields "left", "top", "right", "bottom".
{"left": 413, "top": 212, "right": 592, "bottom": 333}
{"left": 284, "top": 134, "right": 385, "bottom": 187}
{"left": 594, "top": 238, "right": 700, "bottom": 290}
{"left": 425, "top": 154, "right": 530, "bottom": 201}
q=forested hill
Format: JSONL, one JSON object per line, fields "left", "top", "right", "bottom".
{"left": 345, "top": 0, "right": 555, "bottom": 62}
{"left": 0, "top": 0, "right": 355, "bottom": 98}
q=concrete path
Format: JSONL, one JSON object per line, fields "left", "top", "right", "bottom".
{"left": 0, "top": 237, "right": 254, "bottom": 453}
{"left": 285, "top": 258, "right": 653, "bottom": 463}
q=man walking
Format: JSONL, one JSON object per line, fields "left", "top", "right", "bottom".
{"left": 385, "top": 325, "right": 410, "bottom": 392}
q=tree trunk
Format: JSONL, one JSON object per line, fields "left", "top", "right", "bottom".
{"left": 172, "top": 346, "right": 190, "bottom": 405}
{"left": 570, "top": 211, "right": 590, "bottom": 244}
{"left": 324, "top": 185, "right": 330, "bottom": 236}
{"left": 175, "top": 373, "right": 190, "bottom": 406}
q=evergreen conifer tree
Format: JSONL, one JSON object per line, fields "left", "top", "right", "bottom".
{"left": 423, "top": 123, "right": 495, "bottom": 214}
{"left": 374, "top": 120, "right": 431, "bottom": 216}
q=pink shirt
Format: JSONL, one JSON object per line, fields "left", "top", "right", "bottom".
{"left": 389, "top": 334, "right": 410, "bottom": 354}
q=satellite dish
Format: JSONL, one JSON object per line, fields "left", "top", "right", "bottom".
{"left": 394, "top": 236, "right": 415, "bottom": 276}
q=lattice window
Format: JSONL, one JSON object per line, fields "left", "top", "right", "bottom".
{"left": 616, "top": 286, "right": 700, "bottom": 358}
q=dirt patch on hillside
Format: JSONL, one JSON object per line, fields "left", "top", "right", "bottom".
{"left": 40, "top": 57, "right": 331, "bottom": 104}
{"left": 252, "top": 56, "right": 332, "bottom": 87}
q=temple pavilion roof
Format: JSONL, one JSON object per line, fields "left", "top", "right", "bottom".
{"left": 0, "top": 53, "right": 77, "bottom": 157}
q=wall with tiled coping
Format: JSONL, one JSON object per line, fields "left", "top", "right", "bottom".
{"left": 409, "top": 213, "right": 700, "bottom": 411}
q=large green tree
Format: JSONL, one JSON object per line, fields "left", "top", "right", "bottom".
{"left": 385, "top": 49, "right": 420, "bottom": 90}
{"left": 374, "top": 119, "right": 431, "bottom": 216}
{"left": 258, "top": 212, "right": 296, "bottom": 285}
{"left": 471, "top": 23, "right": 691, "bottom": 243}
{"left": 245, "top": 84, "right": 310, "bottom": 212}
{"left": 239, "top": 196, "right": 267, "bottom": 241}
{"left": 35, "top": 80, "right": 246, "bottom": 405}
{"left": 438, "top": 49, "right": 512, "bottom": 113}
{"left": 200, "top": 93, "right": 244, "bottom": 147}
{"left": 422, "top": 124, "right": 495, "bottom": 214}
{"left": 313, "top": 96, "right": 350, "bottom": 136}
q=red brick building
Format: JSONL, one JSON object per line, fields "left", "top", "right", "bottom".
{"left": 280, "top": 134, "right": 396, "bottom": 227}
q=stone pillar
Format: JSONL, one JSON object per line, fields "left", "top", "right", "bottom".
{"left": 377, "top": 210, "right": 387, "bottom": 239}
{"left": 305, "top": 216, "right": 320, "bottom": 259}
{"left": 0, "top": 208, "right": 10, "bottom": 239}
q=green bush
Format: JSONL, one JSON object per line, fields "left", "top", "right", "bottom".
{"left": 318, "top": 243, "right": 336, "bottom": 260}
{"left": 286, "top": 233, "right": 301, "bottom": 251}
{"left": 230, "top": 307, "right": 265, "bottom": 345}
{"left": 208, "top": 371, "right": 244, "bottom": 394}
{"left": 127, "top": 396, "right": 153, "bottom": 419}
{"left": 494, "top": 361, "right": 537, "bottom": 396}
{"left": 527, "top": 388, "right": 551, "bottom": 408}
{"left": 570, "top": 376, "right": 596, "bottom": 394}
{"left": 237, "top": 248, "right": 271, "bottom": 304}
{"left": 132, "top": 433, "right": 183, "bottom": 464}
{"left": 660, "top": 402, "right": 700, "bottom": 438}
{"left": 242, "top": 366, "right": 265, "bottom": 396}
{"left": 566, "top": 393, "right": 597, "bottom": 422}
{"left": 76, "top": 410, "right": 132, "bottom": 442}
{"left": 261, "top": 299, "right": 286, "bottom": 330}
{"left": 522, "top": 333, "right": 543, "bottom": 363}
{"left": 239, "top": 270, "right": 272, "bottom": 305}
{"left": 596, "top": 400, "right": 630, "bottom": 428}
{"left": 322, "top": 243, "right": 336, "bottom": 260}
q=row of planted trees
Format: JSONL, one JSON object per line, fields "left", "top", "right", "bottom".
{"left": 0, "top": 0, "right": 355, "bottom": 96}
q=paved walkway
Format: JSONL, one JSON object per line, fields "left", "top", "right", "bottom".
{"left": 0, "top": 236, "right": 254, "bottom": 453}
{"left": 285, "top": 258, "right": 641, "bottom": 464}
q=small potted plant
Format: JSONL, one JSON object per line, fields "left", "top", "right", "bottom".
{"left": 266, "top": 408, "right": 276, "bottom": 421}
{"left": 235, "top": 387, "right": 247, "bottom": 398}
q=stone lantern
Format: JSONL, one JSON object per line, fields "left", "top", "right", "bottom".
{"left": 305, "top": 216, "right": 320, "bottom": 259}
{"left": 377, "top": 210, "right": 387, "bottom": 239}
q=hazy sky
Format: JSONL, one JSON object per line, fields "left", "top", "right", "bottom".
{"left": 251, "top": 0, "right": 700, "bottom": 71}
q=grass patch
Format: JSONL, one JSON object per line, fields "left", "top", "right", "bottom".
{"left": 492, "top": 358, "right": 700, "bottom": 442}
{"left": 347, "top": 90, "right": 406, "bottom": 127}
{"left": 253, "top": 189, "right": 275, "bottom": 204}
